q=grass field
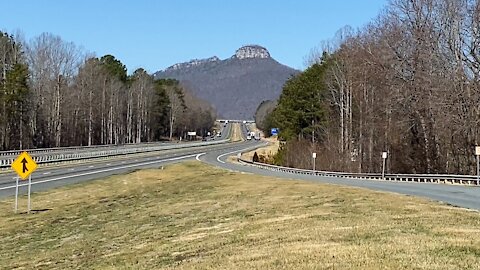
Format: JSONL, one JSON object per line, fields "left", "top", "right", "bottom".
{"left": 1, "top": 162, "right": 479, "bottom": 269}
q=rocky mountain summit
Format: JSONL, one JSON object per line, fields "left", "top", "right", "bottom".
{"left": 155, "top": 45, "right": 299, "bottom": 119}
{"left": 233, "top": 45, "right": 270, "bottom": 59}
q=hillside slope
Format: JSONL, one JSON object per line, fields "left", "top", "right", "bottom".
{"left": 154, "top": 45, "right": 298, "bottom": 119}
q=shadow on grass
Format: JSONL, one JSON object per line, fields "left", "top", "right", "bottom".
{"left": 18, "top": 208, "right": 53, "bottom": 214}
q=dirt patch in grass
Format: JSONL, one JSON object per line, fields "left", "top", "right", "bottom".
{"left": 0, "top": 162, "right": 479, "bottom": 269}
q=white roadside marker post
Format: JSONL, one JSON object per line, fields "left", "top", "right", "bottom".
{"left": 382, "top": 152, "right": 388, "bottom": 180}
{"left": 475, "top": 146, "right": 480, "bottom": 185}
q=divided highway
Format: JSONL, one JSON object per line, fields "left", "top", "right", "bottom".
{"left": 0, "top": 124, "right": 234, "bottom": 198}
{"left": 1, "top": 122, "right": 479, "bottom": 211}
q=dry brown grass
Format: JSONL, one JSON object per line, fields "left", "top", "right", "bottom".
{"left": 241, "top": 138, "right": 279, "bottom": 162}
{"left": 0, "top": 162, "right": 479, "bottom": 269}
{"left": 242, "top": 124, "right": 279, "bottom": 162}
{"left": 230, "top": 123, "right": 244, "bottom": 142}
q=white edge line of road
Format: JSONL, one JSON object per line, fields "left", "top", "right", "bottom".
{"left": 196, "top": 153, "right": 206, "bottom": 161}
{"left": 0, "top": 153, "right": 201, "bottom": 191}
{"left": 216, "top": 142, "right": 269, "bottom": 164}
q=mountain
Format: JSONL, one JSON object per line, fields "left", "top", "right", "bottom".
{"left": 154, "top": 45, "right": 299, "bottom": 119}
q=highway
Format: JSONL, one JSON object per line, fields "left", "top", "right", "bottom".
{"left": 200, "top": 140, "right": 480, "bottom": 211}
{"left": 0, "top": 124, "right": 232, "bottom": 167}
{"left": 1, "top": 122, "right": 480, "bottom": 211}
{"left": 0, "top": 124, "right": 234, "bottom": 198}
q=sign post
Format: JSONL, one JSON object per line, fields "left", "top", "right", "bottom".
{"left": 27, "top": 175, "right": 32, "bottom": 212}
{"left": 382, "top": 152, "right": 388, "bottom": 180}
{"left": 14, "top": 177, "right": 19, "bottom": 213}
{"left": 11, "top": 151, "right": 38, "bottom": 213}
{"left": 476, "top": 146, "right": 480, "bottom": 185}
{"left": 312, "top": 152, "right": 317, "bottom": 171}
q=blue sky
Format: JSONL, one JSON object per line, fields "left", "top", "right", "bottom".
{"left": 1, "top": 0, "right": 388, "bottom": 73}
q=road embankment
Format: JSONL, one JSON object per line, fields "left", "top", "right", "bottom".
{"left": 1, "top": 161, "right": 479, "bottom": 269}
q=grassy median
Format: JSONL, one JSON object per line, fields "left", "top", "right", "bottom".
{"left": 230, "top": 123, "right": 244, "bottom": 142}
{"left": 0, "top": 162, "right": 479, "bottom": 269}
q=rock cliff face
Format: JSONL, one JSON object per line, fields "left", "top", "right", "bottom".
{"left": 154, "top": 45, "right": 299, "bottom": 119}
{"left": 233, "top": 45, "right": 270, "bottom": 59}
{"left": 165, "top": 56, "right": 220, "bottom": 71}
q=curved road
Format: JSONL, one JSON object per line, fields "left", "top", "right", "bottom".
{"left": 0, "top": 123, "right": 234, "bottom": 198}
{"left": 1, "top": 122, "right": 479, "bottom": 211}
{"left": 199, "top": 138, "right": 480, "bottom": 211}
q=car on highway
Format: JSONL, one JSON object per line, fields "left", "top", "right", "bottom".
{"left": 246, "top": 135, "right": 251, "bottom": 140}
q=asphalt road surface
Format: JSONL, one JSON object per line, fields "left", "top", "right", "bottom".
{"left": 200, "top": 139, "right": 480, "bottom": 211}
{"left": 2, "top": 122, "right": 479, "bottom": 211}
{"left": 0, "top": 121, "right": 232, "bottom": 161}
{"left": 0, "top": 123, "right": 234, "bottom": 199}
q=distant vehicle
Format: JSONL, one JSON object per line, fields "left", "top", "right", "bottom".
{"left": 242, "top": 120, "right": 246, "bottom": 124}
{"left": 254, "top": 132, "right": 260, "bottom": 140}
{"left": 202, "top": 137, "right": 207, "bottom": 141}
{"left": 246, "top": 135, "right": 252, "bottom": 140}
{"left": 217, "top": 132, "right": 221, "bottom": 137}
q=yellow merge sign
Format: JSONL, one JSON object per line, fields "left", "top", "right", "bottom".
{"left": 11, "top": 151, "right": 38, "bottom": 180}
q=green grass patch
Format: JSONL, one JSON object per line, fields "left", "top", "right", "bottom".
{"left": 0, "top": 161, "right": 479, "bottom": 269}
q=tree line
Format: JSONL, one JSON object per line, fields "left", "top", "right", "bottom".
{"left": 0, "top": 32, "right": 216, "bottom": 151}
{"left": 261, "top": 0, "right": 480, "bottom": 175}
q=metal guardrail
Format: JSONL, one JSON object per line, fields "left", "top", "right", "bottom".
{"left": 0, "top": 122, "right": 233, "bottom": 168}
{"left": 0, "top": 144, "right": 116, "bottom": 157}
{"left": 0, "top": 140, "right": 215, "bottom": 157}
{"left": 238, "top": 158, "right": 480, "bottom": 186}
{"left": 0, "top": 139, "right": 229, "bottom": 168}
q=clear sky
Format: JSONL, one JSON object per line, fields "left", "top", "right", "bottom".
{"left": 1, "top": 0, "right": 388, "bottom": 73}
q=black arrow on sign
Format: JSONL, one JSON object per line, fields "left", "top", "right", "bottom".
{"left": 21, "top": 158, "right": 28, "bottom": 173}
